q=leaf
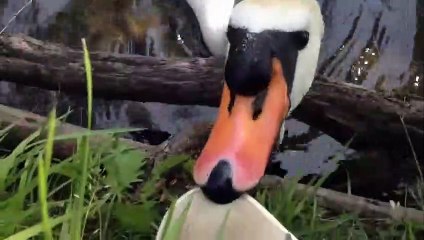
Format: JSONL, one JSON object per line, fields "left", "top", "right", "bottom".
{"left": 0, "top": 202, "right": 27, "bottom": 238}
{"left": 113, "top": 202, "right": 159, "bottom": 234}
{"left": 51, "top": 160, "right": 82, "bottom": 179}
{"left": 0, "top": 197, "right": 44, "bottom": 237}
{"left": 103, "top": 148, "right": 147, "bottom": 194}
{"left": 140, "top": 155, "right": 189, "bottom": 201}
{"left": 152, "top": 155, "right": 191, "bottom": 178}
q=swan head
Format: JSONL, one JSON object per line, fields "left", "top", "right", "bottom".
{"left": 194, "top": 0, "right": 325, "bottom": 204}
{"left": 186, "top": 0, "right": 235, "bottom": 57}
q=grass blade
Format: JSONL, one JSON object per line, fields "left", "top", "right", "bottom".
{"left": 37, "top": 153, "right": 53, "bottom": 240}
{"left": 82, "top": 38, "right": 93, "bottom": 130}
{"left": 162, "top": 197, "right": 193, "bottom": 240}
{"left": 44, "top": 109, "right": 57, "bottom": 172}
{"left": 4, "top": 214, "right": 70, "bottom": 240}
{"left": 0, "top": 128, "right": 41, "bottom": 191}
{"left": 217, "top": 209, "right": 231, "bottom": 240}
{"left": 160, "top": 200, "right": 177, "bottom": 240}
{"left": 0, "top": 123, "right": 15, "bottom": 143}
{"left": 70, "top": 38, "right": 94, "bottom": 240}
{"left": 28, "top": 127, "right": 145, "bottom": 148}
{"left": 36, "top": 109, "right": 57, "bottom": 240}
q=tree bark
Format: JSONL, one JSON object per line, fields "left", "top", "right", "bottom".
{"left": 0, "top": 34, "right": 423, "bottom": 155}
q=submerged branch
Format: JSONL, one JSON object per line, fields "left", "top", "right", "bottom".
{"left": 0, "top": 104, "right": 158, "bottom": 158}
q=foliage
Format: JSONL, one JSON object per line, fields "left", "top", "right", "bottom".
{"left": 0, "top": 39, "right": 182, "bottom": 240}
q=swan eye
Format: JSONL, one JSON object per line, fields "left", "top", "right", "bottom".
{"left": 291, "top": 31, "right": 309, "bottom": 50}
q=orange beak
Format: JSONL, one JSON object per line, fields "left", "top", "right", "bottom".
{"left": 193, "top": 58, "right": 290, "bottom": 196}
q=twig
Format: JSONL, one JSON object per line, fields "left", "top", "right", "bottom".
{"left": 400, "top": 115, "right": 423, "bottom": 181}
{"left": 0, "top": 0, "right": 33, "bottom": 35}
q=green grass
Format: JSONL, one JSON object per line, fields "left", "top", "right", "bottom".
{"left": 257, "top": 179, "right": 424, "bottom": 240}
{"left": 0, "top": 39, "right": 423, "bottom": 240}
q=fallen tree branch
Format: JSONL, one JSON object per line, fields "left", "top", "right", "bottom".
{"left": 0, "top": 104, "right": 158, "bottom": 158}
{"left": 0, "top": 34, "right": 423, "bottom": 154}
{"left": 151, "top": 124, "right": 424, "bottom": 224}
{"left": 260, "top": 175, "right": 424, "bottom": 224}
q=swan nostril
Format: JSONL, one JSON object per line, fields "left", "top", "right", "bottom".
{"left": 200, "top": 160, "right": 241, "bottom": 204}
{"left": 208, "top": 160, "right": 232, "bottom": 185}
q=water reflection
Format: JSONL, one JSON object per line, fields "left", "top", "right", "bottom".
{"left": 347, "top": 43, "right": 380, "bottom": 84}
{"left": 318, "top": 0, "right": 422, "bottom": 95}
{"left": 0, "top": 0, "right": 422, "bottom": 200}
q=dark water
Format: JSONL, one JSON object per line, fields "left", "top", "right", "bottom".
{"left": 0, "top": 0, "right": 423, "bottom": 202}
